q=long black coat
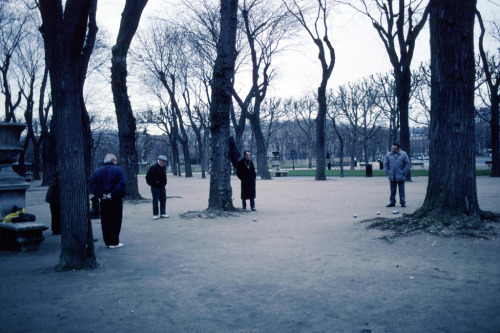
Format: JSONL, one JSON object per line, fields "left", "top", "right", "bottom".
{"left": 236, "top": 158, "right": 256, "bottom": 199}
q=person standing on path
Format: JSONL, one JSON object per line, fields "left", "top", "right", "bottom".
{"left": 236, "top": 150, "right": 257, "bottom": 211}
{"left": 45, "top": 168, "right": 61, "bottom": 235}
{"left": 146, "top": 155, "right": 169, "bottom": 219}
{"left": 384, "top": 143, "right": 411, "bottom": 207}
{"left": 90, "top": 153, "right": 126, "bottom": 249}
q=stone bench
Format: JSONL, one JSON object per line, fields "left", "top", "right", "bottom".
{"left": 411, "top": 162, "right": 424, "bottom": 170}
{"left": 274, "top": 171, "right": 288, "bottom": 177}
{"left": 0, "top": 222, "right": 48, "bottom": 252}
{"left": 486, "top": 161, "right": 492, "bottom": 169}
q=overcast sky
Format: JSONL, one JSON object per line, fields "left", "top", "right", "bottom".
{"left": 96, "top": 0, "right": 500, "bottom": 101}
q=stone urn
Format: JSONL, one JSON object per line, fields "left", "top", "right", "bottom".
{"left": 0, "top": 122, "right": 29, "bottom": 218}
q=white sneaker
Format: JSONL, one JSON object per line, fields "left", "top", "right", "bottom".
{"left": 153, "top": 215, "right": 159, "bottom": 220}
{"left": 160, "top": 214, "right": 169, "bottom": 218}
{"left": 108, "top": 243, "right": 123, "bottom": 249}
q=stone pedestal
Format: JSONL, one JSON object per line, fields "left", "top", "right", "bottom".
{"left": 271, "top": 151, "right": 280, "bottom": 176}
{"left": 0, "top": 123, "right": 30, "bottom": 218}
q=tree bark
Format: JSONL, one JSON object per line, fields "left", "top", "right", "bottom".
{"left": 417, "top": 0, "right": 479, "bottom": 218}
{"left": 38, "top": 0, "right": 97, "bottom": 270}
{"left": 208, "top": 0, "right": 238, "bottom": 211}
{"left": 111, "top": 0, "right": 148, "bottom": 200}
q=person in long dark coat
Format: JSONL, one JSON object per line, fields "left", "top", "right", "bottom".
{"left": 45, "top": 168, "right": 61, "bottom": 235}
{"left": 236, "top": 150, "right": 256, "bottom": 211}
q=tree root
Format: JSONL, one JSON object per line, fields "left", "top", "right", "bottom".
{"left": 180, "top": 209, "right": 242, "bottom": 219}
{"left": 361, "top": 210, "right": 499, "bottom": 241}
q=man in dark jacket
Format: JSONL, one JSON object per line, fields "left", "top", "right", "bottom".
{"left": 236, "top": 150, "right": 256, "bottom": 211}
{"left": 146, "top": 155, "right": 168, "bottom": 219}
{"left": 384, "top": 143, "right": 411, "bottom": 207}
{"left": 90, "top": 153, "right": 126, "bottom": 248}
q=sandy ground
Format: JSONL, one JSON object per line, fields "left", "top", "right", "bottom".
{"left": 1, "top": 174, "right": 499, "bottom": 333}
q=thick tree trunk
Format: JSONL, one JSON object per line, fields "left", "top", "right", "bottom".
{"left": 491, "top": 98, "right": 500, "bottom": 176}
{"left": 39, "top": 0, "right": 97, "bottom": 270}
{"left": 208, "top": 0, "right": 238, "bottom": 211}
{"left": 398, "top": 68, "right": 412, "bottom": 180}
{"left": 53, "top": 70, "right": 95, "bottom": 270}
{"left": 315, "top": 83, "right": 327, "bottom": 180}
{"left": 418, "top": 0, "right": 479, "bottom": 218}
{"left": 111, "top": 0, "right": 148, "bottom": 200}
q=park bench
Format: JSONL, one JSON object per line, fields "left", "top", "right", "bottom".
{"left": 0, "top": 222, "right": 48, "bottom": 252}
{"left": 486, "top": 161, "right": 492, "bottom": 170}
{"left": 274, "top": 171, "right": 288, "bottom": 177}
{"left": 411, "top": 162, "right": 424, "bottom": 170}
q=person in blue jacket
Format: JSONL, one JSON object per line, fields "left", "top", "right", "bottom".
{"left": 90, "top": 153, "right": 126, "bottom": 248}
{"left": 383, "top": 143, "right": 411, "bottom": 207}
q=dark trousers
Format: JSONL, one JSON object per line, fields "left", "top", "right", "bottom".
{"left": 242, "top": 199, "right": 255, "bottom": 209}
{"left": 389, "top": 180, "right": 406, "bottom": 205}
{"left": 151, "top": 187, "right": 166, "bottom": 216}
{"left": 100, "top": 197, "right": 123, "bottom": 246}
{"left": 49, "top": 203, "right": 61, "bottom": 235}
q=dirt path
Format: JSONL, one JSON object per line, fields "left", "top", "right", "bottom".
{"left": 1, "top": 175, "right": 499, "bottom": 332}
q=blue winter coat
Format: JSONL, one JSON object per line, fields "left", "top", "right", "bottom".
{"left": 384, "top": 149, "right": 411, "bottom": 182}
{"left": 90, "top": 163, "right": 127, "bottom": 198}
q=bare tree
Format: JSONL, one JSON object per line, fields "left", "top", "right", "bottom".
{"left": 371, "top": 72, "right": 399, "bottom": 147}
{"left": 208, "top": 0, "right": 238, "bottom": 210}
{"left": 410, "top": 63, "right": 431, "bottom": 126}
{"left": 135, "top": 23, "right": 197, "bottom": 177}
{"left": 333, "top": 79, "right": 383, "bottom": 167}
{"left": 111, "top": 0, "right": 148, "bottom": 199}
{"left": 261, "top": 97, "right": 288, "bottom": 151}
{"left": 283, "top": 0, "right": 336, "bottom": 180}
{"left": 38, "top": 0, "right": 97, "bottom": 270}
{"left": 327, "top": 93, "right": 346, "bottom": 176}
{"left": 232, "top": 0, "right": 292, "bottom": 179}
{"left": 476, "top": 11, "right": 500, "bottom": 177}
{"left": 348, "top": 0, "right": 430, "bottom": 180}
{"left": 290, "top": 95, "right": 316, "bottom": 168}
{"left": 0, "top": 0, "right": 28, "bottom": 122}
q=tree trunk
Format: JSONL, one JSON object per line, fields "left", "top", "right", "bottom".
{"left": 38, "top": 0, "right": 97, "bottom": 270}
{"left": 398, "top": 68, "right": 412, "bottom": 180}
{"left": 417, "top": 0, "right": 479, "bottom": 218}
{"left": 315, "top": 86, "right": 327, "bottom": 180}
{"left": 111, "top": 0, "right": 148, "bottom": 200}
{"left": 181, "top": 140, "right": 193, "bottom": 177}
{"left": 248, "top": 114, "right": 270, "bottom": 179}
{"left": 208, "top": 0, "right": 238, "bottom": 211}
{"left": 490, "top": 97, "right": 500, "bottom": 176}
{"left": 332, "top": 118, "right": 344, "bottom": 177}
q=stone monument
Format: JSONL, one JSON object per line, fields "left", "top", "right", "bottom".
{"left": 0, "top": 123, "right": 47, "bottom": 251}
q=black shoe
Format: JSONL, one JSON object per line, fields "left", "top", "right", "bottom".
{"left": 386, "top": 203, "right": 395, "bottom": 207}
{"left": 251, "top": 208, "right": 256, "bottom": 211}
{"left": 401, "top": 203, "right": 406, "bottom": 207}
